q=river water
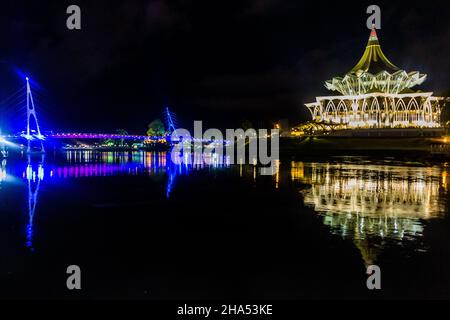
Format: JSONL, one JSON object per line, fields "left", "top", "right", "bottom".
{"left": 1, "top": 151, "right": 450, "bottom": 299}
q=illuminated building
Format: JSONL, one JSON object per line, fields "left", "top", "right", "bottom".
{"left": 304, "top": 27, "right": 444, "bottom": 129}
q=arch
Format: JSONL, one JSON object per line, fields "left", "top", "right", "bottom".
{"left": 337, "top": 100, "right": 348, "bottom": 113}
{"left": 325, "top": 100, "right": 337, "bottom": 114}
{"left": 370, "top": 97, "right": 380, "bottom": 112}
{"left": 337, "top": 100, "right": 349, "bottom": 124}
{"left": 407, "top": 98, "right": 420, "bottom": 123}
{"left": 395, "top": 99, "right": 407, "bottom": 122}
{"left": 324, "top": 100, "right": 337, "bottom": 122}
{"left": 407, "top": 98, "right": 419, "bottom": 111}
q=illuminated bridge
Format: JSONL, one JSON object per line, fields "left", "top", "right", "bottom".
{"left": 3, "top": 132, "right": 164, "bottom": 141}
{"left": 48, "top": 133, "right": 159, "bottom": 140}
{"left": 0, "top": 78, "right": 227, "bottom": 155}
{"left": 43, "top": 107, "right": 180, "bottom": 141}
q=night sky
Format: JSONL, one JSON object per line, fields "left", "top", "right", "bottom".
{"left": 0, "top": 0, "right": 448, "bottom": 133}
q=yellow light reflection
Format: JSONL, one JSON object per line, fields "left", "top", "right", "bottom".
{"left": 295, "top": 162, "right": 447, "bottom": 266}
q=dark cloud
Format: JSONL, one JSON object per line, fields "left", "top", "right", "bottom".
{"left": 145, "top": 0, "right": 180, "bottom": 28}
{"left": 245, "top": 0, "right": 281, "bottom": 15}
{"left": 395, "top": 6, "right": 450, "bottom": 94}
{"left": 185, "top": 68, "right": 304, "bottom": 125}
{"left": 196, "top": 68, "right": 302, "bottom": 96}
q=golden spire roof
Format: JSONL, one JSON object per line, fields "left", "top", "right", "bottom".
{"left": 350, "top": 26, "right": 399, "bottom": 74}
{"left": 324, "top": 26, "right": 427, "bottom": 95}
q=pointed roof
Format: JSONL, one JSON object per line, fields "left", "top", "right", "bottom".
{"left": 350, "top": 26, "right": 399, "bottom": 74}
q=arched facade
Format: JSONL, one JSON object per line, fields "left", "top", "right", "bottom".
{"left": 305, "top": 27, "right": 444, "bottom": 129}
{"left": 306, "top": 92, "right": 443, "bottom": 128}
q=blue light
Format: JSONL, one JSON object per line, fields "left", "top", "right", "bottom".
{"left": 12, "top": 66, "right": 29, "bottom": 81}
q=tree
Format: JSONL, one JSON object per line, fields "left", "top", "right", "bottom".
{"left": 147, "top": 119, "right": 166, "bottom": 137}
{"left": 116, "top": 129, "right": 128, "bottom": 146}
{"left": 103, "top": 138, "right": 115, "bottom": 147}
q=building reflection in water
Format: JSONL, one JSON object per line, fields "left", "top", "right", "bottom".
{"left": 291, "top": 161, "right": 448, "bottom": 266}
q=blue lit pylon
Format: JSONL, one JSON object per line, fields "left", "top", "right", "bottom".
{"left": 0, "top": 129, "right": 6, "bottom": 158}
{"left": 25, "top": 77, "right": 45, "bottom": 153}
{"left": 165, "top": 107, "right": 177, "bottom": 135}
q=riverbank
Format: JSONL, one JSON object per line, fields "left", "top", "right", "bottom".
{"left": 279, "top": 136, "right": 447, "bottom": 162}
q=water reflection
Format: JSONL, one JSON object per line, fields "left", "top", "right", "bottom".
{"left": 292, "top": 162, "right": 448, "bottom": 265}
{"left": 7, "top": 151, "right": 449, "bottom": 263}
{"left": 25, "top": 155, "right": 45, "bottom": 250}
{"left": 10, "top": 151, "right": 230, "bottom": 250}
{"left": 0, "top": 159, "right": 6, "bottom": 185}
{"left": 44, "top": 151, "right": 229, "bottom": 178}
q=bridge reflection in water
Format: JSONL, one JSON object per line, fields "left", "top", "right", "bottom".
{"left": 5, "top": 152, "right": 449, "bottom": 264}
{"left": 0, "top": 159, "right": 6, "bottom": 184}
{"left": 30, "top": 150, "right": 230, "bottom": 179}
{"left": 12, "top": 151, "right": 230, "bottom": 249}
{"left": 25, "top": 155, "right": 44, "bottom": 250}
{"left": 291, "top": 162, "right": 448, "bottom": 265}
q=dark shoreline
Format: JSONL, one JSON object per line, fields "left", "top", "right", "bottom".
{"left": 278, "top": 136, "right": 449, "bottom": 164}
{"left": 5, "top": 136, "right": 449, "bottom": 166}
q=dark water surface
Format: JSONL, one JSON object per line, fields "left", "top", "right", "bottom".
{"left": 1, "top": 151, "right": 450, "bottom": 299}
